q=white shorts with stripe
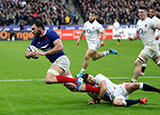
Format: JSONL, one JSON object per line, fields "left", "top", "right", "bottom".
{"left": 52, "top": 55, "right": 70, "bottom": 74}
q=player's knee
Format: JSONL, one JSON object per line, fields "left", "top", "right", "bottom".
{"left": 134, "top": 60, "right": 141, "bottom": 66}
{"left": 84, "top": 55, "right": 90, "bottom": 60}
{"left": 45, "top": 79, "right": 52, "bottom": 84}
{"left": 45, "top": 75, "right": 56, "bottom": 84}
{"left": 45, "top": 78, "right": 53, "bottom": 84}
{"left": 131, "top": 83, "right": 140, "bottom": 89}
{"left": 113, "top": 99, "right": 124, "bottom": 106}
{"left": 91, "top": 57, "right": 97, "bottom": 61}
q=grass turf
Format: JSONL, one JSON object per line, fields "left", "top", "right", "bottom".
{"left": 0, "top": 40, "right": 160, "bottom": 115}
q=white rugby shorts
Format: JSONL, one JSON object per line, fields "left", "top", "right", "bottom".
{"left": 52, "top": 55, "right": 70, "bottom": 74}
{"left": 139, "top": 44, "right": 160, "bottom": 62}
{"left": 87, "top": 39, "right": 100, "bottom": 51}
{"left": 113, "top": 84, "right": 129, "bottom": 100}
{"left": 113, "top": 29, "right": 120, "bottom": 36}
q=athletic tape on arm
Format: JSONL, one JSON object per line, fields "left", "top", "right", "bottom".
{"left": 47, "top": 69, "right": 59, "bottom": 75}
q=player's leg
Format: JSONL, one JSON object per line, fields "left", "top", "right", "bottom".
{"left": 131, "top": 59, "right": 143, "bottom": 82}
{"left": 45, "top": 55, "right": 77, "bottom": 84}
{"left": 125, "top": 83, "right": 160, "bottom": 94}
{"left": 76, "top": 49, "right": 95, "bottom": 78}
{"left": 117, "top": 35, "right": 121, "bottom": 45}
{"left": 45, "top": 64, "right": 64, "bottom": 84}
{"left": 152, "top": 55, "right": 160, "bottom": 67}
{"left": 64, "top": 80, "right": 101, "bottom": 92}
{"left": 114, "top": 34, "right": 120, "bottom": 45}
{"left": 140, "top": 63, "right": 147, "bottom": 75}
{"left": 45, "top": 65, "right": 77, "bottom": 84}
{"left": 91, "top": 48, "right": 118, "bottom": 61}
{"left": 113, "top": 97, "right": 148, "bottom": 106}
{"left": 131, "top": 48, "right": 149, "bottom": 82}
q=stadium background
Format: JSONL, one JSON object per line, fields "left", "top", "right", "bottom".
{"left": 0, "top": 0, "right": 160, "bottom": 115}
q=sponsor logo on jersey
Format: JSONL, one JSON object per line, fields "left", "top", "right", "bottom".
{"left": 41, "top": 44, "right": 49, "bottom": 49}
{"left": 45, "top": 36, "right": 48, "bottom": 40}
{"left": 145, "top": 24, "right": 147, "bottom": 27}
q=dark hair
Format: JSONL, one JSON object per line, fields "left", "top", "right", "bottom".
{"left": 90, "top": 11, "right": 97, "bottom": 15}
{"left": 149, "top": 7, "right": 156, "bottom": 11}
{"left": 32, "top": 20, "right": 45, "bottom": 30}
{"left": 82, "top": 73, "right": 89, "bottom": 83}
{"left": 139, "top": 5, "right": 148, "bottom": 11}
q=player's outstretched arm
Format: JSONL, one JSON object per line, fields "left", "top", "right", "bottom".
{"left": 77, "top": 30, "right": 85, "bottom": 46}
{"left": 97, "top": 80, "right": 107, "bottom": 101}
{"left": 128, "top": 30, "right": 139, "bottom": 41}
{"left": 100, "top": 30, "right": 106, "bottom": 46}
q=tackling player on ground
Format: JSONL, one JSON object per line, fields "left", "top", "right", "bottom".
{"left": 80, "top": 73, "right": 160, "bottom": 106}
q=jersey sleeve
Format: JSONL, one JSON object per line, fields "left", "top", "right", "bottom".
{"left": 97, "top": 24, "right": 104, "bottom": 33}
{"left": 151, "top": 18, "right": 160, "bottom": 29}
{"left": 83, "top": 22, "right": 87, "bottom": 30}
{"left": 95, "top": 74, "right": 106, "bottom": 84}
{"left": 50, "top": 31, "right": 60, "bottom": 42}
{"left": 154, "top": 29, "right": 160, "bottom": 37}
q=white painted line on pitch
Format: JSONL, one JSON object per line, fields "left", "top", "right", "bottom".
{"left": 110, "top": 76, "right": 160, "bottom": 79}
{"left": 0, "top": 79, "right": 44, "bottom": 82}
{"left": 0, "top": 76, "right": 159, "bottom": 82}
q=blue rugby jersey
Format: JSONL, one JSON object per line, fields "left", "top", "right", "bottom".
{"left": 30, "top": 30, "right": 65, "bottom": 63}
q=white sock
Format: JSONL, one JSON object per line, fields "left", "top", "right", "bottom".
{"left": 80, "top": 68, "right": 85, "bottom": 73}
{"left": 139, "top": 83, "right": 143, "bottom": 89}
{"left": 103, "top": 51, "right": 109, "bottom": 56}
{"left": 131, "top": 79, "right": 137, "bottom": 83}
{"left": 142, "top": 64, "right": 147, "bottom": 67}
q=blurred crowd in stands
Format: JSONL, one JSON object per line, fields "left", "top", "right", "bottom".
{"left": 73, "top": 0, "right": 160, "bottom": 25}
{"left": 0, "top": 0, "right": 79, "bottom": 27}
{"left": 0, "top": 0, "right": 160, "bottom": 27}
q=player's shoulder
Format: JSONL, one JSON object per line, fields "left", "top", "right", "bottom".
{"left": 146, "top": 17, "right": 152, "bottom": 22}
{"left": 46, "top": 29, "right": 56, "bottom": 34}
{"left": 84, "top": 21, "right": 89, "bottom": 25}
{"left": 152, "top": 16, "right": 160, "bottom": 22}
{"left": 94, "top": 20, "right": 102, "bottom": 25}
{"left": 95, "top": 74, "right": 106, "bottom": 78}
{"left": 46, "top": 29, "right": 59, "bottom": 36}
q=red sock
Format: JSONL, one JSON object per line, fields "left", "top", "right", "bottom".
{"left": 56, "top": 75, "right": 77, "bottom": 83}
{"left": 85, "top": 84, "right": 100, "bottom": 93}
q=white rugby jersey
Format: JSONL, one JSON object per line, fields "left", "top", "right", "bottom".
{"left": 83, "top": 20, "right": 104, "bottom": 41}
{"left": 137, "top": 17, "right": 159, "bottom": 45}
{"left": 94, "top": 74, "right": 117, "bottom": 96}
{"left": 152, "top": 16, "right": 160, "bottom": 38}
{"left": 113, "top": 21, "right": 120, "bottom": 30}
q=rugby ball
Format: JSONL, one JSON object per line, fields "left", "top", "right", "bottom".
{"left": 27, "top": 45, "right": 40, "bottom": 58}
{"left": 27, "top": 45, "right": 38, "bottom": 52}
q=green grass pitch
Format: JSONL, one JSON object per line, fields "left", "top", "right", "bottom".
{"left": 0, "top": 40, "right": 160, "bottom": 115}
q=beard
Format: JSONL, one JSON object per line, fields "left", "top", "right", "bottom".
{"left": 149, "top": 15, "right": 154, "bottom": 18}
{"left": 34, "top": 30, "right": 41, "bottom": 37}
{"left": 89, "top": 19, "right": 95, "bottom": 23}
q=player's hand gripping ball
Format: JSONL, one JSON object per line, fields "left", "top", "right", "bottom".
{"left": 27, "top": 45, "right": 40, "bottom": 58}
